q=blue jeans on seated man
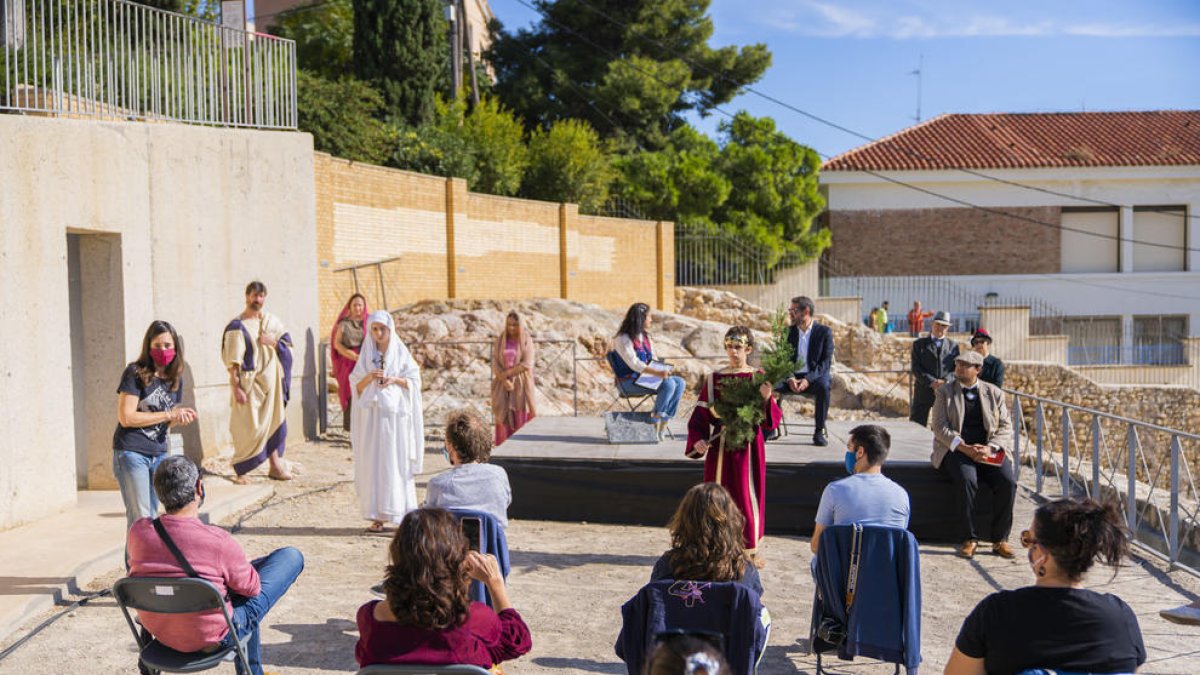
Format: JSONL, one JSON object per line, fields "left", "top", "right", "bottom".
{"left": 618, "top": 375, "right": 685, "bottom": 420}
{"left": 218, "top": 546, "right": 305, "bottom": 675}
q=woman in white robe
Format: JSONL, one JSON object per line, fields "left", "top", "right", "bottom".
{"left": 350, "top": 310, "right": 424, "bottom": 532}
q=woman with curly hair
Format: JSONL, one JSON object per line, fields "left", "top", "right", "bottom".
{"left": 355, "top": 508, "right": 532, "bottom": 669}
{"left": 651, "top": 483, "right": 763, "bottom": 597}
{"left": 945, "top": 497, "right": 1145, "bottom": 675}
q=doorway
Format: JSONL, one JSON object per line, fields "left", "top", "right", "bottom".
{"left": 66, "top": 232, "right": 125, "bottom": 489}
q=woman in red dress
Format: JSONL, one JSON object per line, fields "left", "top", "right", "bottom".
{"left": 685, "top": 326, "right": 781, "bottom": 565}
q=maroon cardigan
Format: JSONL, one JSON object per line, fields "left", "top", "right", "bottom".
{"left": 355, "top": 601, "right": 532, "bottom": 668}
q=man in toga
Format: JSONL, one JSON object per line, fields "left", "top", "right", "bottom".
{"left": 223, "top": 281, "right": 295, "bottom": 482}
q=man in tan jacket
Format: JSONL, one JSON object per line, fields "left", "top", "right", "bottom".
{"left": 931, "top": 350, "right": 1016, "bottom": 560}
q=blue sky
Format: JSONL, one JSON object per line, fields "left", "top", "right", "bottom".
{"left": 487, "top": 0, "right": 1200, "bottom": 158}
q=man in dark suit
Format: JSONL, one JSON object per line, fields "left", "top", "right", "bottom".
{"left": 930, "top": 350, "right": 1016, "bottom": 559}
{"left": 776, "top": 296, "right": 834, "bottom": 446}
{"left": 909, "top": 310, "right": 959, "bottom": 426}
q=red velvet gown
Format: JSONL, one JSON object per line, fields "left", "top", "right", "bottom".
{"left": 685, "top": 369, "right": 782, "bottom": 552}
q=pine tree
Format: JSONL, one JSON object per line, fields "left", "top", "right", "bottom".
{"left": 352, "top": 0, "right": 448, "bottom": 126}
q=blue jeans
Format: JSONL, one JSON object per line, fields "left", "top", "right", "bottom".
{"left": 113, "top": 450, "right": 166, "bottom": 530}
{"left": 220, "top": 547, "right": 305, "bottom": 675}
{"left": 619, "top": 375, "right": 685, "bottom": 420}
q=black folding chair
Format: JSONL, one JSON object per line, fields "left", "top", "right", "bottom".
{"left": 113, "top": 576, "right": 251, "bottom": 674}
{"left": 357, "top": 666, "right": 491, "bottom": 674}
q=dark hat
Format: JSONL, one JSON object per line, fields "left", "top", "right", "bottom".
{"left": 932, "top": 311, "right": 951, "bottom": 326}
{"left": 972, "top": 328, "right": 993, "bottom": 343}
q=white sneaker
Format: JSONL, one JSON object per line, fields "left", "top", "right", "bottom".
{"left": 1159, "top": 603, "right": 1200, "bottom": 625}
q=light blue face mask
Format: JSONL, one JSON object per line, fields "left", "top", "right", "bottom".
{"left": 442, "top": 446, "right": 451, "bottom": 464}
{"left": 844, "top": 451, "right": 858, "bottom": 475}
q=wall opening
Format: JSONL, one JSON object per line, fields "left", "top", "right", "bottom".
{"left": 66, "top": 231, "right": 126, "bottom": 490}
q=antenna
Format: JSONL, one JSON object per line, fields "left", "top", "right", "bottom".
{"left": 910, "top": 54, "right": 924, "bottom": 122}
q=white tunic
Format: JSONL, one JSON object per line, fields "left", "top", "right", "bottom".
{"left": 349, "top": 311, "right": 424, "bottom": 523}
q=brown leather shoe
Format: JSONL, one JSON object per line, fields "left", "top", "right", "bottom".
{"left": 992, "top": 541, "right": 1016, "bottom": 559}
{"left": 957, "top": 540, "right": 977, "bottom": 559}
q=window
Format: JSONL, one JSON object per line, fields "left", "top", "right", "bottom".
{"left": 1133, "top": 315, "right": 1187, "bottom": 365}
{"left": 1132, "top": 207, "right": 1186, "bottom": 272}
{"left": 1061, "top": 208, "right": 1119, "bottom": 273}
{"left": 1064, "top": 317, "right": 1122, "bottom": 365}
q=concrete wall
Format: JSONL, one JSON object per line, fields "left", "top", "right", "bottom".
{"left": 314, "top": 154, "right": 674, "bottom": 335}
{"left": 711, "top": 259, "right": 819, "bottom": 312}
{"left": 0, "top": 116, "right": 318, "bottom": 530}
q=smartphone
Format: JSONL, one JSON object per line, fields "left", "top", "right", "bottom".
{"left": 460, "top": 516, "right": 482, "bottom": 552}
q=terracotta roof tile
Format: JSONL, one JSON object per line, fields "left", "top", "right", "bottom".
{"left": 822, "top": 111, "right": 1200, "bottom": 171}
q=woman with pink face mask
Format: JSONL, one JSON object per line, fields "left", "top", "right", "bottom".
{"left": 112, "top": 320, "right": 198, "bottom": 530}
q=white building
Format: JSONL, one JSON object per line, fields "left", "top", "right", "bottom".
{"left": 820, "top": 111, "right": 1200, "bottom": 366}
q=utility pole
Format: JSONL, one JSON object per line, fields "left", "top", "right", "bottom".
{"left": 467, "top": 23, "right": 480, "bottom": 107}
{"left": 910, "top": 53, "right": 923, "bottom": 123}
{"left": 445, "top": 1, "right": 460, "bottom": 99}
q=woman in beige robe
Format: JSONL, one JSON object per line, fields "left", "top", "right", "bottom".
{"left": 490, "top": 311, "right": 537, "bottom": 445}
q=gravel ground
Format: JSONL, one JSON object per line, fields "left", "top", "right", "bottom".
{"left": 2, "top": 433, "right": 1197, "bottom": 674}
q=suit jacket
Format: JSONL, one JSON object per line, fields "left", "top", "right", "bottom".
{"left": 911, "top": 336, "right": 959, "bottom": 392}
{"left": 787, "top": 322, "right": 834, "bottom": 384}
{"left": 930, "top": 379, "right": 1013, "bottom": 469}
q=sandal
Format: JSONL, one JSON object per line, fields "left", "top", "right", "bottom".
{"left": 365, "top": 521, "right": 386, "bottom": 534}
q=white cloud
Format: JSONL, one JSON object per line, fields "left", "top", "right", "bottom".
{"left": 762, "top": 0, "right": 1200, "bottom": 39}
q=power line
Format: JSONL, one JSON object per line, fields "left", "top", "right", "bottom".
{"left": 505, "top": 0, "right": 1200, "bottom": 254}
{"left": 553, "top": 0, "right": 1200, "bottom": 222}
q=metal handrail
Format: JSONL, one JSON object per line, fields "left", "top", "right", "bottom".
{"left": 1008, "top": 389, "right": 1199, "bottom": 575}
{"left": 1, "top": 0, "right": 296, "bottom": 128}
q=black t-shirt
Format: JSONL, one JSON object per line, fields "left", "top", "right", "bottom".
{"left": 956, "top": 586, "right": 1145, "bottom": 675}
{"left": 111, "top": 364, "right": 182, "bottom": 457}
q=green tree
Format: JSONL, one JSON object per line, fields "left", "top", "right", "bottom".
{"left": 352, "top": 0, "right": 447, "bottom": 126}
{"left": 522, "top": 119, "right": 612, "bottom": 210}
{"left": 296, "top": 70, "right": 396, "bottom": 165}
{"left": 713, "top": 112, "right": 828, "bottom": 258}
{"left": 611, "top": 124, "right": 729, "bottom": 224}
{"left": 488, "top": 0, "right": 770, "bottom": 148}
{"left": 271, "top": 0, "right": 353, "bottom": 80}
{"left": 392, "top": 98, "right": 527, "bottom": 197}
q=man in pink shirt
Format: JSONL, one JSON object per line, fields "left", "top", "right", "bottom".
{"left": 128, "top": 456, "right": 303, "bottom": 675}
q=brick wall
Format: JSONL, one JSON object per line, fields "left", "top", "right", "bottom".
{"left": 827, "top": 206, "right": 1062, "bottom": 276}
{"left": 314, "top": 153, "right": 674, "bottom": 334}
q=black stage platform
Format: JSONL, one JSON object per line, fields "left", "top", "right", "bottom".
{"left": 491, "top": 416, "right": 1004, "bottom": 543}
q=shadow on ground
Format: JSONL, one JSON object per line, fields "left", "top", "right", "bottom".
{"left": 269, "top": 617, "right": 359, "bottom": 671}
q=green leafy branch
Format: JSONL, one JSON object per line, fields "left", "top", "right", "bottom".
{"left": 710, "top": 311, "right": 795, "bottom": 448}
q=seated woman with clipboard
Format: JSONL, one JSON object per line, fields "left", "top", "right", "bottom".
{"left": 610, "top": 303, "right": 686, "bottom": 440}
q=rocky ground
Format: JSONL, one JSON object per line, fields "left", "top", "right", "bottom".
{"left": 3, "top": 434, "right": 1198, "bottom": 674}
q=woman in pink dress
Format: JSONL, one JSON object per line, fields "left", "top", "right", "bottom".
{"left": 331, "top": 293, "right": 368, "bottom": 431}
{"left": 490, "top": 311, "right": 537, "bottom": 445}
{"left": 685, "top": 326, "right": 781, "bottom": 565}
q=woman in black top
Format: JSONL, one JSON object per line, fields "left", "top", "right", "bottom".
{"left": 112, "top": 321, "right": 197, "bottom": 529}
{"left": 650, "top": 482, "right": 763, "bottom": 597}
{"left": 945, "top": 497, "right": 1145, "bottom": 675}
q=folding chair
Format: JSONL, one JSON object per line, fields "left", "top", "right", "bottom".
{"left": 775, "top": 389, "right": 818, "bottom": 438}
{"left": 605, "top": 351, "right": 654, "bottom": 413}
{"left": 113, "top": 576, "right": 251, "bottom": 675}
{"left": 357, "top": 666, "right": 491, "bottom": 675}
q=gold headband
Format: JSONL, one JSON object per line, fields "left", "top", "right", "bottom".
{"left": 723, "top": 335, "right": 750, "bottom": 347}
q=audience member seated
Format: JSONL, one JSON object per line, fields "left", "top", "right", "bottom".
{"left": 127, "top": 456, "right": 304, "bottom": 675}
{"left": 651, "top": 483, "right": 763, "bottom": 597}
{"left": 811, "top": 424, "right": 910, "bottom": 568}
{"left": 645, "top": 633, "right": 732, "bottom": 675}
{"left": 425, "top": 409, "right": 512, "bottom": 528}
{"left": 355, "top": 508, "right": 531, "bottom": 670}
{"left": 944, "top": 498, "right": 1146, "bottom": 675}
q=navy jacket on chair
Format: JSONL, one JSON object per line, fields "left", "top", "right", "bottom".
{"left": 811, "top": 525, "right": 922, "bottom": 674}
{"left": 448, "top": 509, "right": 509, "bottom": 607}
{"left": 615, "top": 580, "right": 769, "bottom": 675}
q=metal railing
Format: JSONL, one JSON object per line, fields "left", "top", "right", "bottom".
{"left": 1, "top": 0, "right": 296, "bottom": 128}
{"left": 1009, "top": 390, "right": 1200, "bottom": 574}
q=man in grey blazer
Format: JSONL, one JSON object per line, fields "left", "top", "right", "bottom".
{"left": 931, "top": 350, "right": 1016, "bottom": 560}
